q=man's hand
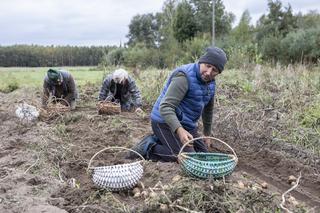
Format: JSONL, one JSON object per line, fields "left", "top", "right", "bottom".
{"left": 105, "top": 95, "right": 114, "bottom": 102}
{"left": 176, "top": 127, "right": 193, "bottom": 147}
{"left": 135, "top": 107, "right": 143, "bottom": 114}
{"left": 203, "top": 137, "right": 211, "bottom": 148}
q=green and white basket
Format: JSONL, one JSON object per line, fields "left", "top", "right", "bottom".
{"left": 178, "top": 137, "right": 238, "bottom": 179}
{"left": 87, "top": 147, "right": 145, "bottom": 191}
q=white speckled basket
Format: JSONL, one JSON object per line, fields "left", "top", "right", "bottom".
{"left": 87, "top": 147, "right": 145, "bottom": 191}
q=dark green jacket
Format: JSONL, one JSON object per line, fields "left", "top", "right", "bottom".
{"left": 42, "top": 70, "right": 78, "bottom": 107}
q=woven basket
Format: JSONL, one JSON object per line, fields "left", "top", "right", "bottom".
{"left": 97, "top": 101, "right": 121, "bottom": 115}
{"left": 178, "top": 137, "right": 238, "bottom": 179}
{"left": 40, "top": 98, "right": 70, "bottom": 120}
{"left": 87, "top": 147, "right": 145, "bottom": 191}
{"left": 47, "top": 98, "right": 70, "bottom": 113}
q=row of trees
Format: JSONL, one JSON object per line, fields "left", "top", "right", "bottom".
{"left": 1, "top": 0, "right": 319, "bottom": 68}
{"left": 236, "top": 0, "right": 320, "bottom": 65}
{"left": 0, "top": 45, "right": 113, "bottom": 67}
{"left": 126, "top": 0, "right": 234, "bottom": 47}
{"left": 102, "top": 0, "right": 235, "bottom": 68}
{"left": 104, "top": 0, "right": 320, "bottom": 68}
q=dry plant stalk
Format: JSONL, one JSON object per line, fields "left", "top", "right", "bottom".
{"left": 148, "top": 181, "right": 201, "bottom": 213}
{"left": 280, "top": 172, "right": 302, "bottom": 213}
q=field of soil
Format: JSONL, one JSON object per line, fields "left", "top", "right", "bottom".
{"left": 0, "top": 86, "right": 319, "bottom": 213}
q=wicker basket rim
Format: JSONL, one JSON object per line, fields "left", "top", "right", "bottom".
{"left": 46, "top": 97, "right": 70, "bottom": 108}
{"left": 181, "top": 162, "right": 235, "bottom": 173}
{"left": 181, "top": 152, "right": 234, "bottom": 156}
{"left": 92, "top": 160, "right": 144, "bottom": 170}
{"left": 97, "top": 100, "right": 120, "bottom": 106}
{"left": 46, "top": 106, "right": 70, "bottom": 111}
{"left": 178, "top": 152, "right": 237, "bottom": 164}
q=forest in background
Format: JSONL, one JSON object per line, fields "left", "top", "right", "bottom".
{"left": 0, "top": 0, "right": 319, "bottom": 68}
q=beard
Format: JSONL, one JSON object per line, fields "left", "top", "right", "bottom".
{"left": 201, "top": 74, "right": 211, "bottom": 82}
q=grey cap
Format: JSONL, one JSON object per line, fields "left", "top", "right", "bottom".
{"left": 198, "top": 47, "right": 227, "bottom": 72}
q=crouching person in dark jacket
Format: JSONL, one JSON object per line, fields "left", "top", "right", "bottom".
{"left": 98, "top": 68, "right": 143, "bottom": 113}
{"left": 42, "top": 69, "right": 78, "bottom": 110}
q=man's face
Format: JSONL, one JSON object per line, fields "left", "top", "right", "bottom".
{"left": 114, "top": 77, "right": 127, "bottom": 85}
{"left": 54, "top": 74, "right": 63, "bottom": 85}
{"left": 56, "top": 78, "right": 63, "bottom": 85}
{"left": 114, "top": 78, "right": 121, "bottom": 84}
{"left": 199, "top": 63, "right": 220, "bottom": 82}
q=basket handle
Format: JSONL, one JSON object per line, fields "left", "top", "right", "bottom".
{"left": 98, "top": 98, "right": 120, "bottom": 106}
{"left": 47, "top": 96, "right": 70, "bottom": 108}
{"left": 87, "top": 146, "right": 145, "bottom": 170}
{"left": 178, "top": 136, "right": 238, "bottom": 162}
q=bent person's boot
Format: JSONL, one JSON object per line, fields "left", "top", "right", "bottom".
{"left": 145, "top": 135, "right": 158, "bottom": 159}
{"left": 127, "top": 134, "right": 158, "bottom": 159}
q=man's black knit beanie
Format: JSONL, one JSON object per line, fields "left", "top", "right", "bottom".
{"left": 198, "top": 47, "right": 227, "bottom": 72}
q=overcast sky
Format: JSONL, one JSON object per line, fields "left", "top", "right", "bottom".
{"left": 1, "top": 0, "right": 318, "bottom": 46}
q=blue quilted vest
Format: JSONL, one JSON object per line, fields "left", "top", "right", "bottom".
{"left": 151, "top": 63, "right": 215, "bottom": 131}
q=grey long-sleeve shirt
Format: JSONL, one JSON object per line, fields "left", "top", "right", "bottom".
{"left": 159, "top": 71, "right": 214, "bottom": 136}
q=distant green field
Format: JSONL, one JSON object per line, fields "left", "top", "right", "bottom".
{"left": 0, "top": 66, "right": 111, "bottom": 91}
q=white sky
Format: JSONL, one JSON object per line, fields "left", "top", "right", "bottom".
{"left": 0, "top": 0, "right": 319, "bottom": 46}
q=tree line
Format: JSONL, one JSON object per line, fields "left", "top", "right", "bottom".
{"left": 1, "top": 0, "right": 319, "bottom": 68}
{"left": 0, "top": 45, "right": 113, "bottom": 67}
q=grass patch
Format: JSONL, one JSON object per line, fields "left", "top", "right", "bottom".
{"left": 0, "top": 77, "right": 19, "bottom": 93}
{"left": 136, "top": 68, "right": 169, "bottom": 106}
{"left": 0, "top": 66, "right": 106, "bottom": 88}
{"left": 299, "top": 102, "right": 320, "bottom": 129}
{"left": 217, "top": 65, "right": 320, "bottom": 155}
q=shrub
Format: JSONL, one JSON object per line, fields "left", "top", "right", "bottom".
{"left": 123, "top": 43, "right": 163, "bottom": 68}
{"left": 102, "top": 48, "right": 125, "bottom": 66}
{"left": 0, "top": 80, "right": 19, "bottom": 93}
{"left": 180, "top": 34, "right": 211, "bottom": 64}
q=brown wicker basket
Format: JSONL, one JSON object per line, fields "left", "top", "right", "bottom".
{"left": 47, "top": 98, "right": 70, "bottom": 113}
{"left": 97, "top": 101, "right": 121, "bottom": 115}
{"left": 47, "top": 103, "right": 70, "bottom": 113}
{"left": 40, "top": 98, "right": 70, "bottom": 120}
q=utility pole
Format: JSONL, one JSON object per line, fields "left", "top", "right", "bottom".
{"left": 212, "top": 0, "right": 215, "bottom": 46}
